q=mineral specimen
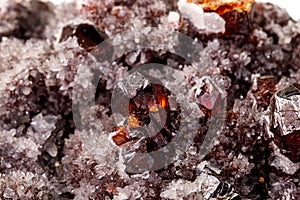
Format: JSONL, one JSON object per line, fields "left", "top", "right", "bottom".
{"left": 0, "top": 0, "right": 299, "bottom": 199}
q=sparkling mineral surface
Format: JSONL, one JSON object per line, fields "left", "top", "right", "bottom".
{"left": 0, "top": 0, "right": 299, "bottom": 199}
{"left": 270, "top": 84, "right": 300, "bottom": 163}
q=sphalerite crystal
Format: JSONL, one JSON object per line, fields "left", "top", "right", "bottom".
{"left": 188, "top": 0, "right": 255, "bottom": 34}
{"left": 112, "top": 126, "right": 130, "bottom": 146}
{"left": 112, "top": 72, "right": 181, "bottom": 152}
{"left": 252, "top": 75, "right": 277, "bottom": 110}
{"left": 270, "top": 84, "right": 300, "bottom": 163}
{"left": 189, "top": 0, "right": 254, "bottom": 14}
{"left": 72, "top": 23, "right": 107, "bottom": 52}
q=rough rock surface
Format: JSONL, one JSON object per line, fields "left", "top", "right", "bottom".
{"left": 0, "top": 0, "right": 299, "bottom": 199}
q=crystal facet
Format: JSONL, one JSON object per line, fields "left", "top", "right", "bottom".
{"left": 270, "top": 84, "right": 300, "bottom": 163}
{"left": 72, "top": 23, "right": 106, "bottom": 52}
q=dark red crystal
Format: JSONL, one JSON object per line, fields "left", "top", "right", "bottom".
{"left": 72, "top": 23, "right": 106, "bottom": 51}
{"left": 113, "top": 82, "right": 181, "bottom": 152}
{"left": 270, "top": 84, "right": 300, "bottom": 163}
{"left": 112, "top": 127, "right": 130, "bottom": 146}
{"left": 252, "top": 76, "right": 277, "bottom": 109}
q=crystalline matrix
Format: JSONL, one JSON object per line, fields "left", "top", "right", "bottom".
{"left": 0, "top": 0, "right": 299, "bottom": 199}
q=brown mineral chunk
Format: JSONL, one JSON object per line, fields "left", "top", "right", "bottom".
{"left": 112, "top": 127, "right": 129, "bottom": 146}
{"left": 129, "top": 83, "right": 170, "bottom": 128}
{"left": 72, "top": 23, "right": 107, "bottom": 51}
{"left": 188, "top": 0, "right": 255, "bottom": 35}
{"left": 127, "top": 83, "right": 179, "bottom": 152}
{"left": 113, "top": 74, "right": 180, "bottom": 152}
{"left": 59, "top": 25, "right": 75, "bottom": 42}
{"left": 252, "top": 75, "right": 277, "bottom": 110}
{"left": 270, "top": 84, "right": 300, "bottom": 163}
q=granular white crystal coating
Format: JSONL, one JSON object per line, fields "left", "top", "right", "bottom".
{"left": 160, "top": 172, "right": 219, "bottom": 199}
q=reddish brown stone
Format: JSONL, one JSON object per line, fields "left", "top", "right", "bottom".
{"left": 113, "top": 81, "right": 180, "bottom": 152}
{"left": 188, "top": 0, "right": 255, "bottom": 35}
{"left": 112, "top": 127, "right": 129, "bottom": 146}
{"left": 270, "top": 84, "right": 300, "bottom": 163}
{"left": 252, "top": 76, "right": 277, "bottom": 109}
{"left": 129, "top": 83, "right": 170, "bottom": 127}
{"left": 72, "top": 23, "right": 106, "bottom": 51}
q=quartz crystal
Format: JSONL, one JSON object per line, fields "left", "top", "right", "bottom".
{"left": 178, "top": 0, "right": 226, "bottom": 34}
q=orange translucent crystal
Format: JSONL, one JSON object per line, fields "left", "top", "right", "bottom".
{"left": 187, "top": 0, "right": 254, "bottom": 15}
{"left": 188, "top": 0, "right": 255, "bottom": 35}
{"left": 127, "top": 115, "right": 139, "bottom": 128}
{"left": 113, "top": 83, "right": 173, "bottom": 147}
{"left": 112, "top": 127, "right": 129, "bottom": 146}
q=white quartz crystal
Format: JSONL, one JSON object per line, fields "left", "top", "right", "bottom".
{"left": 177, "top": 0, "right": 225, "bottom": 34}
{"left": 160, "top": 172, "right": 219, "bottom": 199}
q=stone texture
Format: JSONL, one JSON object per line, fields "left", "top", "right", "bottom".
{"left": 0, "top": 0, "right": 299, "bottom": 199}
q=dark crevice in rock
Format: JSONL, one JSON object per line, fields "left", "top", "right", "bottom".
{"left": 0, "top": 0, "right": 53, "bottom": 40}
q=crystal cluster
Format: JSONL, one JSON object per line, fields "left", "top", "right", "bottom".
{"left": 0, "top": 0, "right": 299, "bottom": 199}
